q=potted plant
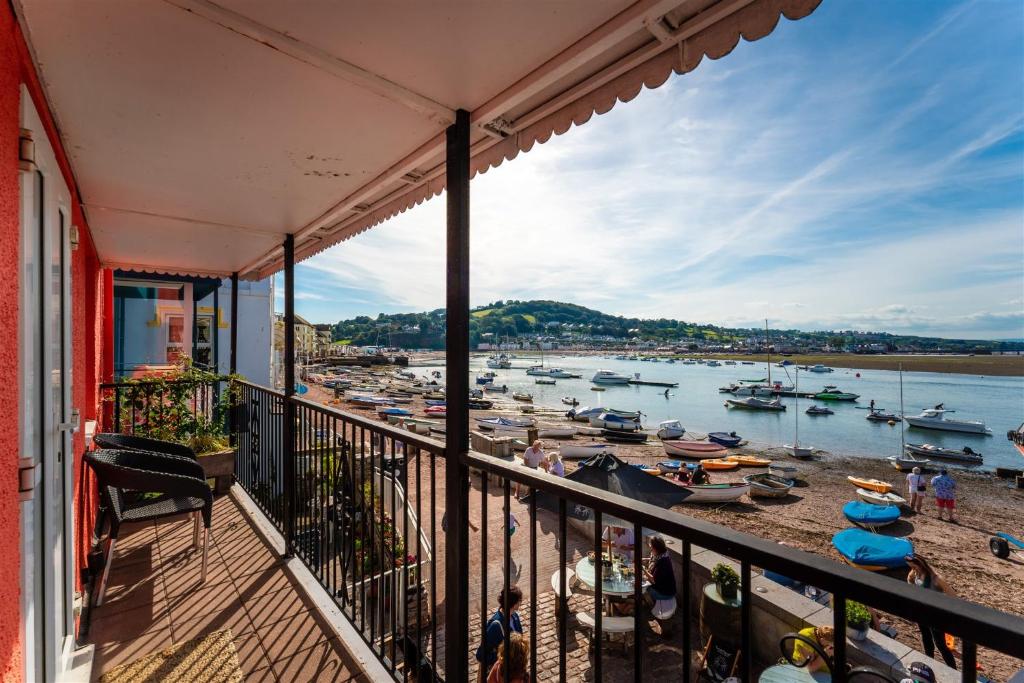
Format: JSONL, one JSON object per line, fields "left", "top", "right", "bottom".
{"left": 846, "top": 601, "right": 872, "bottom": 641}
{"left": 711, "top": 562, "right": 740, "bottom": 601}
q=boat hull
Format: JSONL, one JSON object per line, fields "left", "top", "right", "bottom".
{"left": 904, "top": 443, "right": 983, "bottom": 464}
{"left": 560, "top": 444, "right": 615, "bottom": 459}
{"left": 905, "top": 417, "right": 989, "bottom": 434}
{"left": 743, "top": 474, "right": 793, "bottom": 498}
{"left": 662, "top": 441, "right": 728, "bottom": 459}
{"left": 848, "top": 476, "right": 892, "bottom": 494}
{"left": 670, "top": 481, "right": 750, "bottom": 503}
{"left": 856, "top": 488, "right": 906, "bottom": 506}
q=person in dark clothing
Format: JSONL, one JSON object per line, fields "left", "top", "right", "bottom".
{"left": 906, "top": 554, "right": 957, "bottom": 669}
{"left": 691, "top": 464, "right": 710, "bottom": 485}
{"left": 475, "top": 586, "right": 524, "bottom": 682}
{"left": 642, "top": 535, "right": 676, "bottom": 604}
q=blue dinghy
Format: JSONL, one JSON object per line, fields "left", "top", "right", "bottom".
{"left": 832, "top": 528, "right": 912, "bottom": 571}
{"left": 843, "top": 501, "right": 900, "bottom": 529}
{"left": 708, "top": 431, "right": 742, "bottom": 447}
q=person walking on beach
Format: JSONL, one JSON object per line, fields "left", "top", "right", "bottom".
{"left": 905, "top": 554, "right": 957, "bottom": 669}
{"left": 930, "top": 468, "right": 957, "bottom": 522}
{"left": 906, "top": 466, "right": 927, "bottom": 514}
{"left": 516, "top": 440, "right": 545, "bottom": 499}
{"left": 475, "top": 586, "right": 524, "bottom": 683}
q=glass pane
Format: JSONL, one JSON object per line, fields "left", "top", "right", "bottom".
{"left": 168, "top": 315, "right": 184, "bottom": 344}
{"left": 196, "top": 316, "right": 212, "bottom": 344}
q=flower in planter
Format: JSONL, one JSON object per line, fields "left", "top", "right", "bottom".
{"left": 711, "top": 562, "right": 740, "bottom": 598}
{"left": 846, "top": 601, "right": 872, "bottom": 631}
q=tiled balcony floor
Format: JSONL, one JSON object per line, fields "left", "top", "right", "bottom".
{"left": 86, "top": 494, "right": 368, "bottom": 682}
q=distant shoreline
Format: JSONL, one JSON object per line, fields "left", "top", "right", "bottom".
{"left": 463, "top": 351, "right": 1024, "bottom": 377}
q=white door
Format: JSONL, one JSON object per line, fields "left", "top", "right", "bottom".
{"left": 19, "top": 86, "right": 75, "bottom": 682}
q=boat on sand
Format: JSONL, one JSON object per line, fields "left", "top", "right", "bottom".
{"left": 668, "top": 480, "right": 750, "bottom": 503}
{"left": 847, "top": 476, "right": 892, "bottom": 493}
{"left": 743, "top": 473, "right": 793, "bottom": 498}
{"left": 856, "top": 488, "right": 905, "bottom": 506}
{"left": 662, "top": 440, "right": 728, "bottom": 459}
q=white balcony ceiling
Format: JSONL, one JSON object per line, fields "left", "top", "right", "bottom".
{"left": 16, "top": 0, "right": 821, "bottom": 279}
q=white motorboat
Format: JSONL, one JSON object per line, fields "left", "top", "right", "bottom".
{"left": 888, "top": 454, "right": 930, "bottom": 471}
{"left": 807, "top": 364, "right": 833, "bottom": 373}
{"left": 525, "top": 365, "right": 548, "bottom": 376}
{"left": 657, "top": 420, "right": 685, "bottom": 440}
{"left": 706, "top": 360, "right": 721, "bottom": 367}
{"left": 856, "top": 488, "right": 906, "bottom": 506}
{"left": 548, "top": 368, "right": 579, "bottom": 378}
{"left": 591, "top": 369, "right": 631, "bottom": 385}
{"left": 904, "top": 407, "right": 990, "bottom": 434}
{"left": 535, "top": 377, "right": 556, "bottom": 385}
{"left": 486, "top": 354, "right": 512, "bottom": 369}
{"left": 904, "top": 443, "right": 983, "bottom": 465}
{"left": 726, "top": 397, "right": 786, "bottom": 411}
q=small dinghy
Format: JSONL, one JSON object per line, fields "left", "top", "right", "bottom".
{"left": 602, "top": 429, "right": 647, "bottom": 443}
{"left": 657, "top": 460, "right": 691, "bottom": 474}
{"left": 535, "top": 378, "right": 556, "bottom": 385}
{"left": 832, "top": 528, "right": 912, "bottom": 571}
{"left": 630, "top": 463, "right": 662, "bottom": 476}
{"left": 701, "top": 458, "right": 740, "bottom": 471}
{"left": 888, "top": 454, "right": 930, "bottom": 472}
{"left": 657, "top": 420, "right": 686, "bottom": 440}
{"left": 708, "top": 431, "right": 742, "bottom": 447}
{"left": 743, "top": 473, "right": 793, "bottom": 498}
{"left": 537, "top": 425, "right": 576, "bottom": 439}
{"left": 560, "top": 443, "right": 615, "bottom": 460}
{"left": 670, "top": 481, "right": 750, "bottom": 504}
{"left": 424, "top": 406, "right": 447, "bottom": 418}
{"left": 566, "top": 406, "right": 606, "bottom": 423}
{"left": 769, "top": 463, "right": 805, "bottom": 483}
{"left": 590, "top": 412, "right": 643, "bottom": 431}
{"left": 476, "top": 416, "right": 536, "bottom": 429}
{"left": 577, "top": 426, "right": 603, "bottom": 436}
{"left": 725, "top": 455, "right": 772, "bottom": 468}
{"left": 512, "top": 392, "right": 533, "bottom": 402}
{"left": 467, "top": 398, "right": 493, "bottom": 410}
{"left": 662, "top": 440, "right": 728, "bottom": 459}
{"left": 561, "top": 397, "right": 579, "bottom": 406}
{"left": 856, "top": 488, "right": 906, "bottom": 506}
{"left": 847, "top": 476, "right": 892, "bottom": 493}
{"left": 843, "top": 500, "right": 900, "bottom": 529}
{"left": 424, "top": 399, "right": 446, "bottom": 406}
{"left": 805, "top": 405, "right": 833, "bottom": 416}
{"left": 377, "top": 407, "right": 413, "bottom": 417}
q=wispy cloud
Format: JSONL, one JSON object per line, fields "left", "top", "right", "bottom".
{"left": 287, "top": 0, "right": 1024, "bottom": 340}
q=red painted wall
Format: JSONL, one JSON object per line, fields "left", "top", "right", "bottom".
{"left": 1, "top": 4, "right": 106, "bottom": 680}
{"left": 0, "top": 6, "right": 25, "bottom": 680}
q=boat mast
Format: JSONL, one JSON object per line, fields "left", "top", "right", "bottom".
{"left": 899, "top": 362, "right": 906, "bottom": 456}
{"left": 765, "top": 319, "right": 771, "bottom": 385}
{"left": 794, "top": 367, "right": 800, "bottom": 448}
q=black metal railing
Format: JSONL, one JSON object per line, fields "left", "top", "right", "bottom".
{"left": 225, "top": 379, "right": 1023, "bottom": 682}
{"left": 460, "top": 451, "right": 1024, "bottom": 683}
{"left": 99, "top": 377, "right": 223, "bottom": 436}
{"left": 232, "top": 381, "right": 445, "bottom": 680}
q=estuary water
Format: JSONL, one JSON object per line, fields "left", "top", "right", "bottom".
{"left": 467, "top": 355, "right": 1024, "bottom": 471}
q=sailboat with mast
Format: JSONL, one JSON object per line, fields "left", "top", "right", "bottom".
{"left": 783, "top": 367, "right": 813, "bottom": 458}
{"left": 725, "top": 320, "right": 786, "bottom": 410}
{"left": 889, "top": 364, "right": 930, "bottom": 471}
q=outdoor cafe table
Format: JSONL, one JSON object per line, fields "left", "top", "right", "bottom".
{"left": 574, "top": 557, "right": 647, "bottom": 614}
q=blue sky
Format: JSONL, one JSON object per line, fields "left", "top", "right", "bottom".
{"left": 279, "top": 0, "right": 1024, "bottom": 340}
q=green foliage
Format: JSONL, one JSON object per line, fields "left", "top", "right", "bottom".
{"left": 113, "top": 359, "right": 239, "bottom": 454}
{"left": 711, "top": 562, "right": 740, "bottom": 588}
{"left": 845, "top": 601, "right": 872, "bottom": 629}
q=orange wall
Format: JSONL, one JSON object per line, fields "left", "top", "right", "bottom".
{"left": 1, "top": 4, "right": 106, "bottom": 680}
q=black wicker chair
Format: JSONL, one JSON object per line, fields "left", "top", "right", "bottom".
{"left": 84, "top": 449, "right": 213, "bottom": 606}
{"left": 93, "top": 433, "right": 197, "bottom": 459}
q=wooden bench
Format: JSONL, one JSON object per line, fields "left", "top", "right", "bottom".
{"left": 576, "top": 611, "right": 635, "bottom": 654}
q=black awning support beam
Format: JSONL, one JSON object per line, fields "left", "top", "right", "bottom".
{"left": 444, "top": 108, "right": 471, "bottom": 682}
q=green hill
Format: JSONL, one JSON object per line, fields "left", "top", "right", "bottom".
{"left": 327, "top": 300, "right": 1021, "bottom": 352}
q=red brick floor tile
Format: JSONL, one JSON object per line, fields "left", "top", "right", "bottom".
{"left": 269, "top": 639, "right": 365, "bottom": 682}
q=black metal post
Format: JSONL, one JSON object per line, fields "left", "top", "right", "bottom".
{"left": 229, "top": 272, "right": 239, "bottom": 448}
{"left": 230, "top": 272, "right": 239, "bottom": 375}
{"left": 443, "top": 108, "right": 471, "bottom": 683}
{"left": 283, "top": 235, "right": 296, "bottom": 557}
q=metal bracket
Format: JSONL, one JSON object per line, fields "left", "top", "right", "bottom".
{"left": 18, "top": 128, "right": 37, "bottom": 173}
{"left": 18, "top": 457, "right": 38, "bottom": 501}
{"left": 59, "top": 408, "right": 82, "bottom": 434}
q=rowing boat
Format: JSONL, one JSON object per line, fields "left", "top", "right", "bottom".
{"left": 855, "top": 488, "right": 906, "bottom": 506}
{"left": 662, "top": 440, "right": 728, "bottom": 459}
{"left": 743, "top": 473, "right": 793, "bottom": 498}
{"left": 668, "top": 481, "right": 750, "bottom": 503}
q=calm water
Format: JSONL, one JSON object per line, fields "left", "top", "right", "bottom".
{"left": 465, "top": 355, "right": 1024, "bottom": 471}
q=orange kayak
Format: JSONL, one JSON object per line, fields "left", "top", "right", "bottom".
{"left": 702, "top": 459, "right": 740, "bottom": 471}
{"left": 725, "top": 455, "right": 771, "bottom": 467}
{"left": 847, "top": 476, "right": 892, "bottom": 494}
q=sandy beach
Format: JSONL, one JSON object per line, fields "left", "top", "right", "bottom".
{"left": 306, "top": 376, "right": 1024, "bottom": 679}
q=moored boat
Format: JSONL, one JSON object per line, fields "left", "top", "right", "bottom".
{"left": 467, "top": 398, "right": 493, "bottom": 410}
{"left": 560, "top": 443, "right": 615, "bottom": 460}
{"left": 814, "top": 386, "right": 860, "bottom": 401}
{"left": 591, "top": 369, "right": 631, "bottom": 385}
{"left": 535, "top": 378, "right": 556, "bottom": 385}
{"left": 662, "top": 440, "right": 728, "bottom": 459}
{"left": 904, "top": 443, "right": 983, "bottom": 465}
{"left": 725, "top": 454, "right": 772, "bottom": 467}
{"left": 567, "top": 406, "right": 606, "bottom": 422}
{"left": 561, "top": 397, "right": 579, "bottom": 406}
{"left": 904, "top": 406, "right": 989, "bottom": 434}
{"left": 601, "top": 429, "right": 647, "bottom": 443}
{"left": 537, "top": 425, "right": 577, "bottom": 439}
{"left": 832, "top": 528, "right": 912, "bottom": 571}
{"left": 843, "top": 500, "right": 900, "bottom": 529}
{"left": 805, "top": 405, "right": 833, "bottom": 416}
{"left": 856, "top": 488, "right": 906, "bottom": 507}
{"left": 656, "top": 420, "right": 685, "bottom": 440}
{"left": 475, "top": 416, "right": 536, "bottom": 429}
{"left": 768, "top": 463, "right": 805, "bottom": 483}
{"left": 784, "top": 444, "right": 814, "bottom": 459}
{"left": 847, "top": 476, "right": 892, "bottom": 494}
{"left": 887, "top": 454, "right": 930, "bottom": 471}
{"left": 726, "top": 397, "right": 786, "bottom": 411}
{"left": 866, "top": 410, "right": 901, "bottom": 422}
{"left": 744, "top": 473, "right": 793, "bottom": 498}
{"left": 707, "top": 431, "right": 742, "bottom": 447}
{"left": 670, "top": 481, "right": 750, "bottom": 504}
{"left": 589, "top": 412, "right": 642, "bottom": 431}
{"left": 512, "top": 391, "right": 533, "bottom": 402}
